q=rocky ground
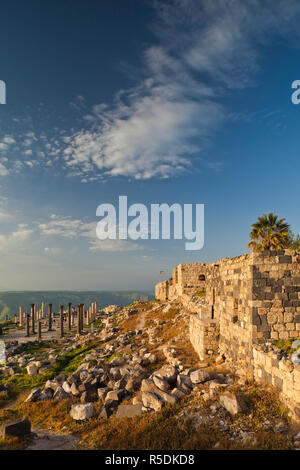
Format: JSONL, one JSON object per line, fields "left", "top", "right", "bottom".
{"left": 0, "top": 300, "right": 300, "bottom": 450}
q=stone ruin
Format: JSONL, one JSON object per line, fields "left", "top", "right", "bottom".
{"left": 155, "top": 250, "right": 300, "bottom": 420}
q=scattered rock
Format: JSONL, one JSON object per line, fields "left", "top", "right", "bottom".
{"left": 115, "top": 404, "right": 143, "bottom": 418}
{"left": 190, "top": 370, "right": 210, "bottom": 384}
{"left": 97, "top": 387, "right": 111, "bottom": 401}
{"left": 0, "top": 419, "right": 31, "bottom": 438}
{"left": 25, "top": 387, "right": 42, "bottom": 403}
{"left": 70, "top": 403, "right": 94, "bottom": 421}
{"left": 141, "top": 391, "right": 163, "bottom": 411}
{"left": 153, "top": 375, "right": 170, "bottom": 392}
{"left": 26, "top": 364, "right": 39, "bottom": 376}
{"left": 219, "top": 392, "right": 248, "bottom": 416}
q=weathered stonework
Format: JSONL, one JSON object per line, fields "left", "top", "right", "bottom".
{"left": 189, "top": 315, "right": 219, "bottom": 361}
{"left": 155, "top": 250, "right": 300, "bottom": 419}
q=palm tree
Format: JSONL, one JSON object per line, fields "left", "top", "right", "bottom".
{"left": 248, "top": 212, "right": 290, "bottom": 252}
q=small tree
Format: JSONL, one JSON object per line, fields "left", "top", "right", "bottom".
{"left": 287, "top": 230, "right": 300, "bottom": 250}
{"left": 248, "top": 212, "right": 290, "bottom": 252}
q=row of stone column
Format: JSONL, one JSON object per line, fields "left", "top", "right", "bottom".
{"left": 20, "top": 301, "right": 99, "bottom": 339}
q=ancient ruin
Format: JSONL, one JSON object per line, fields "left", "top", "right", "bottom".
{"left": 155, "top": 249, "right": 300, "bottom": 420}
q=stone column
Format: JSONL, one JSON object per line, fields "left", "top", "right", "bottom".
{"left": 19, "top": 306, "right": 23, "bottom": 326}
{"left": 41, "top": 302, "right": 45, "bottom": 319}
{"left": 68, "top": 303, "right": 72, "bottom": 331}
{"left": 26, "top": 314, "right": 30, "bottom": 337}
{"left": 77, "top": 304, "right": 81, "bottom": 335}
{"left": 85, "top": 305, "right": 89, "bottom": 325}
{"left": 60, "top": 305, "right": 64, "bottom": 338}
{"left": 38, "top": 321, "right": 42, "bottom": 341}
{"left": 48, "top": 303, "right": 52, "bottom": 331}
{"left": 80, "top": 304, "right": 84, "bottom": 332}
{"left": 31, "top": 304, "right": 35, "bottom": 334}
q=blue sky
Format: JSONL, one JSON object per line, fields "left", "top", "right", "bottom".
{"left": 1, "top": 0, "right": 300, "bottom": 290}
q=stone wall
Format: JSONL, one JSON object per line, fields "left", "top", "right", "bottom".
{"left": 251, "top": 250, "right": 300, "bottom": 342}
{"left": 189, "top": 314, "right": 219, "bottom": 361}
{"left": 155, "top": 263, "right": 206, "bottom": 301}
{"left": 252, "top": 345, "right": 300, "bottom": 420}
{"left": 155, "top": 249, "right": 300, "bottom": 419}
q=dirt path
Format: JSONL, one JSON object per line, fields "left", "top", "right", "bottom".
{"left": 3, "top": 325, "right": 61, "bottom": 344}
{"left": 137, "top": 310, "right": 147, "bottom": 330}
{"left": 2, "top": 387, "right": 79, "bottom": 450}
{"left": 26, "top": 428, "right": 79, "bottom": 450}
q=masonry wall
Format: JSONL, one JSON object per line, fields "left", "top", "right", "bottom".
{"left": 156, "top": 250, "right": 300, "bottom": 419}
{"left": 155, "top": 263, "right": 206, "bottom": 301}
{"left": 250, "top": 250, "right": 300, "bottom": 342}
{"left": 252, "top": 345, "right": 300, "bottom": 420}
{"left": 204, "top": 256, "right": 255, "bottom": 371}
{"left": 189, "top": 314, "right": 219, "bottom": 361}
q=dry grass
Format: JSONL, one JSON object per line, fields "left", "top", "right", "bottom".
{"left": 0, "top": 300, "right": 295, "bottom": 450}
{"left": 0, "top": 377, "right": 293, "bottom": 450}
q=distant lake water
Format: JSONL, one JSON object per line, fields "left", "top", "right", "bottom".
{"left": 0, "top": 290, "right": 154, "bottom": 320}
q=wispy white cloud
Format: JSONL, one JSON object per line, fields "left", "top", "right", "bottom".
{"left": 89, "top": 239, "right": 143, "bottom": 252}
{"left": 56, "top": 0, "right": 300, "bottom": 180}
{"left": 0, "top": 228, "right": 33, "bottom": 252}
{"left": 1, "top": 1, "right": 300, "bottom": 181}
{"left": 38, "top": 214, "right": 96, "bottom": 239}
{"left": 38, "top": 213, "right": 144, "bottom": 252}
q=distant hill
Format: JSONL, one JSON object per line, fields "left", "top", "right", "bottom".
{"left": 0, "top": 291, "right": 154, "bottom": 320}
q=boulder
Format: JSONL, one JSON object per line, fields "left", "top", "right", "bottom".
{"left": 132, "top": 396, "right": 143, "bottom": 405}
{"left": 25, "top": 387, "right": 42, "bottom": 403}
{"left": 143, "top": 353, "right": 157, "bottom": 364}
{"left": 0, "top": 419, "right": 31, "bottom": 437}
{"left": 67, "top": 373, "right": 79, "bottom": 385}
{"left": 171, "top": 388, "right": 186, "bottom": 400}
{"left": 53, "top": 386, "right": 69, "bottom": 400}
{"left": 109, "top": 357, "right": 125, "bottom": 366}
{"left": 55, "top": 373, "right": 67, "bottom": 384}
{"left": 177, "top": 374, "right": 192, "bottom": 390}
{"left": 116, "top": 404, "right": 143, "bottom": 418}
{"left": 45, "top": 379, "right": 59, "bottom": 392}
{"left": 70, "top": 403, "right": 94, "bottom": 421}
{"left": 155, "top": 389, "right": 177, "bottom": 405}
{"left": 0, "top": 384, "right": 10, "bottom": 399}
{"left": 62, "top": 381, "right": 72, "bottom": 394}
{"left": 190, "top": 370, "right": 210, "bottom": 384}
{"left": 105, "top": 389, "right": 124, "bottom": 403}
{"left": 114, "top": 377, "right": 127, "bottom": 390}
{"left": 125, "top": 377, "right": 141, "bottom": 393}
{"left": 142, "top": 378, "right": 160, "bottom": 392}
{"left": 99, "top": 406, "right": 113, "bottom": 419}
{"left": 154, "top": 365, "right": 177, "bottom": 385}
{"left": 219, "top": 392, "right": 248, "bottom": 415}
{"left": 38, "top": 387, "right": 54, "bottom": 401}
{"left": 141, "top": 392, "right": 163, "bottom": 411}
{"left": 153, "top": 375, "right": 170, "bottom": 392}
{"left": 104, "top": 398, "right": 119, "bottom": 409}
{"left": 80, "top": 391, "right": 96, "bottom": 403}
{"left": 26, "top": 364, "right": 38, "bottom": 376}
{"left": 97, "top": 387, "right": 111, "bottom": 401}
{"left": 70, "top": 383, "right": 80, "bottom": 396}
